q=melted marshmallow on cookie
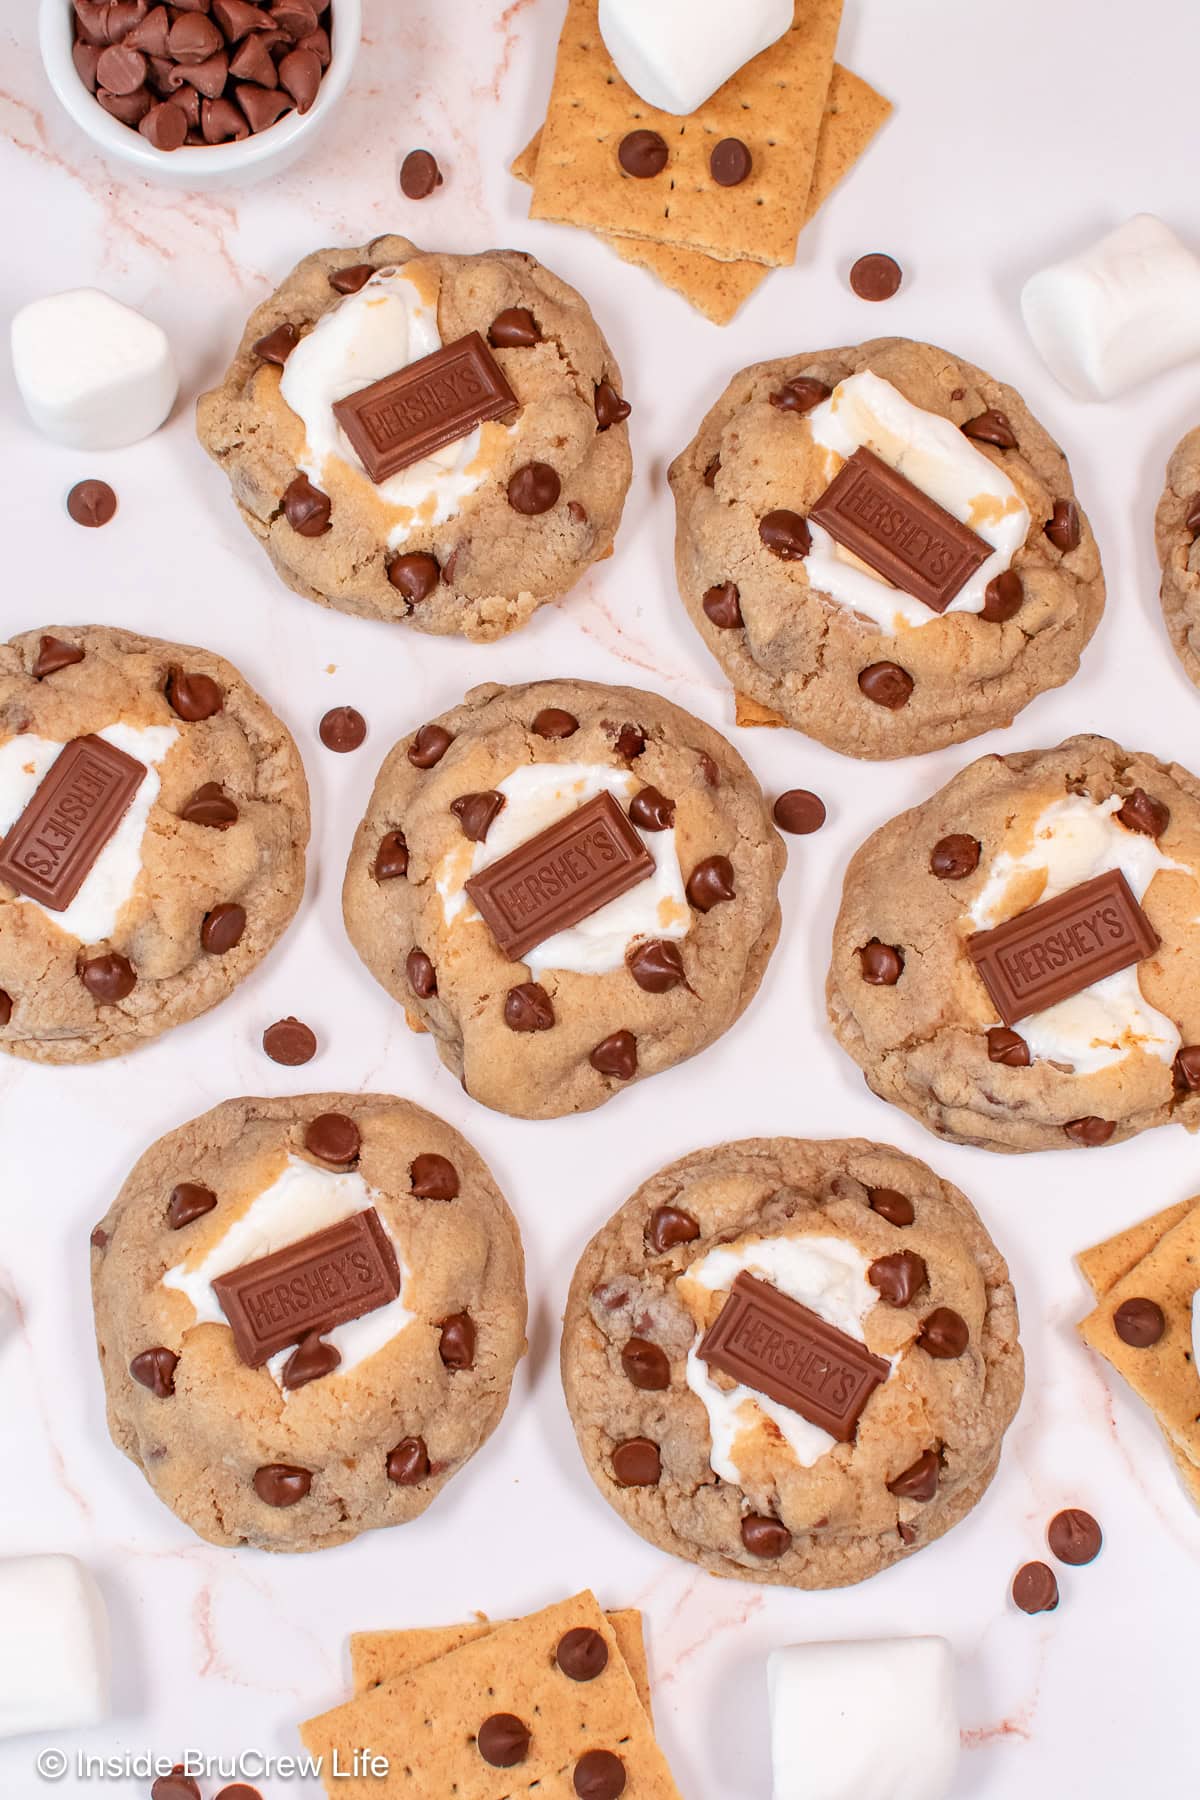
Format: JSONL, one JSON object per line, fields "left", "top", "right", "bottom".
{"left": 438, "top": 763, "right": 690, "bottom": 977}
{"left": 804, "top": 371, "right": 1030, "bottom": 632}
{"left": 0, "top": 723, "right": 177, "bottom": 942}
{"left": 969, "top": 794, "right": 1192, "bottom": 1074}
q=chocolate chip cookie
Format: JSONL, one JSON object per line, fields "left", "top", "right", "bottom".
{"left": 341, "top": 679, "right": 785, "bottom": 1120}
{"left": 827, "top": 736, "right": 1200, "bottom": 1152}
{"left": 91, "top": 1093, "right": 526, "bottom": 1553}
{"left": 196, "top": 238, "right": 633, "bottom": 642}
{"left": 561, "top": 1138, "right": 1023, "bottom": 1588}
{"left": 0, "top": 624, "right": 308, "bottom": 1063}
{"left": 669, "top": 337, "right": 1104, "bottom": 758}
{"left": 1155, "top": 426, "right": 1200, "bottom": 689}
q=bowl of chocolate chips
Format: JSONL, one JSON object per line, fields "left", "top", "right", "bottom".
{"left": 40, "top": 0, "right": 360, "bottom": 188}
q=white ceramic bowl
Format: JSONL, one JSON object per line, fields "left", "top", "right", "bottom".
{"left": 39, "top": 0, "right": 360, "bottom": 190}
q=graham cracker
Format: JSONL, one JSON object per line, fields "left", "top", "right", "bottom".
{"left": 735, "top": 692, "right": 790, "bottom": 729}
{"left": 529, "top": 0, "right": 844, "bottom": 267}
{"left": 301, "top": 1592, "right": 680, "bottom": 1799}
{"left": 350, "top": 1609, "right": 653, "bottom": 1721}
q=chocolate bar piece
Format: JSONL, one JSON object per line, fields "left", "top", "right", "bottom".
{"left": 809, "top": 446, "right": 992, "bottom": 613}
{"left": 465, "top": 790, "right": 655, "bottom": 963}
{"left": 212, "top": 1209, "right": 401, "bottom": 1367}
{"left": 698, "top": 1271, "right": 890, "bottom": 1443}
{"left": 967, "top": 867, "right": 1160, "bottom": 1028}
{"left": 0, "top": 734, "right": 145, "bottom": 911}
{"left": 332, "top": 331, "right": 519, "bottom": 482}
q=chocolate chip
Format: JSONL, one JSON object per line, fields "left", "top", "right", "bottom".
{"left": 769, "top": 377, "right": 831, "bottom": 415}
{"left": 74, "top": 40, "right": 102, "bottom": 87}
{"left": 229, "top": 33, "right": 275, "bottom": 83}
{"left": 328, "top": 262, "right": 375, "bottom": 294}
{"left": 253, "top": 321, "right": 299, "bottom": 364}
{"left": 556, "top": 1627, "right": 609, "bottom": 1682}
{"left": 629, "top": 787, "right": 675, "bottom": 831}
{"left": 919, "top": 1307, "right": 970, "bottom": 1358}
{"left": 1117, "top": 787, "right": 1169, "bottom": 838}
{"left": 96, "top": 43, "right": 147, "bottom": 91}
{"left": 505, "top": 982, "right": 555, "bottom": 1032}
{"left": 773, "top": 789, "right": 826, "bottom": 834}
{"left": 139, "top": 100, "right": 189, "bottom": 149}
{"left": 408, "top": 723, "right": 453, "bottom": 768}
{"left": 0, "top": 990, "right": 11, "bottom": 1027}
{"left": 759, "top": 509, "right": 812, "bottom": 560}
{"left": 618, "top": 129, "right": 667, "bottom": 177}
{"left": 627, "top": 939, "right": 686, "bottom": 993}
{"left": 282, "top": 472, "right": 332, "bottom": 536}
{"left": 80, "top": 952, "right": 136, "bottom": 1002}
{"left": 130, "top": 1347, "right": 178, "bottom": 1397}
{"left": 532, "top": 707, "right": 579, "bottom": 738}
{"left": 262, "top": 1016, "right": 316, "bottom": 1065}
{"left": 488, "top": 307, "right": 540, "bottom": 348}
{"left": 702, "top": 582, "right": 743, "bottom": 629}
{"left": 858, "top": 662, "right": 913, "bottom": 708}
{"left": 374, "top": 831, "right": 409, "bottom": 880}
{"left": 574, "top": 1750, "right": 627, "bottom": 1800}
{"left": 99, "top": 86, "right": 153, "bottom": 124}
{"left": 594, "top": 381, "right": 631, "bottom": 429}
{"left": 1113, "top": 1297, "right": 1165, "bottom": 1348}
{"left": 201, "top": 902, "right": 246, "bottom": 954}
{"left": 400, "top": 147, "right": 442, "bottom": 197}
{"left": 1045, "top": 499, "right": 1081, "bottom": 552}
{"left": 66, "top": 479, "right": 117, "bottom": 527}
{"left": 1187, "top": 492, "right": 1200, "bottom": 538}
{"left": 612, "top": 1437, "right": 661, "bottom": 1486}
{"left": 278, "top": 45, "right": 320, "bottom": 110}
{"left": 868, "top": 1251, "right": 927, "bottom": 1307}
{"left": 1047, "top": 1508, "right": 1102, "bottom": 1565}
{"left": 686, "top": 855, "right": 735, "bottom": 912}
{"left": 621, "top": 1336, "right": 669, "bottom": 1390}
{"left": 451, "top": 790, "right": 505, "bottom": 842}
{"left": 1012, "top": 1561, "right": 1058, "bottom": 1614}
{"left": 406, "top": 949, "right": 437, "bottom": 998}
{"left": 168, "top": 1182, "right": 217, "bottom": 1229}
{"left": 930, "top": 834, "right": 980, "bottom": 879}
{"left": 703, "top": 454, "right": 721, "bottom": 487}
{"left": 897, "top": 1521, "right": 917, "bottom": 1546}
{"left": 981, "top": 570, "right": 1024, "bottom": 622}
{"left": 410, "top": 1153, "right": 459, "bottom": 1201}
{"left": 169, "top": 12, "right": 222, "bottom": 61}
{"left": 962, "top": 409, "right": 1018, "bottom": 449}
{"left": 477, "top": 1714, "right": 529, "bottom": 1768}
{"left": 508, "top": 462, "right": 561, "bottom": 515}
{"left": 304, "top": 1112, "right": 360, "bottom": 1165}
{"left": 699, "top": 751, "right": 720, "bottom": 787}
{"left": 710, "top": 137, "right": 752, "bottom": 186}
{"left": 33, "top": 636, "right": 86, "bottom": 679}
{"left": 151, "top": 1769, "right": 201, "bottom": 1800}
{"left": 1175, "top": 1046, "right": 1200, "bottom": 1091}
{"left": 126, "top": 6, "right": 173, "bottom": 54}
{"left": 272, "top": 0, "right": 320, "bottom": 38}
{"left": 236, "top": 83, "right": 293, "bottom": 131}
{"left": 849, "top": 253, "right": 903, "bottom": 301}
{"left": 614, "top": 724, "right": 646, "bottom": 760}
{"left": 987, "top": 1026, "right": 1031, "bottom": 1066}
{"left": 887, "top": 1449, "right": 940, "bottom": 1501}
{"left": 181, "top": 782, "right": 238, "bottom": 827}
{"left": 316, "top": 705, "right": 366, "bottom": 754}
{"left": 857, "top": 940, "right": 903, "bottom": 985}
{"left": 253, "top": 1464, "right": 311, "bottom": 1507}
{"left": 590, "top": 1030, "right": 638, "bottom": 1079}
{"left": 741, "top": 1514, "right": 791, "bottom": 1558}
{"left": 868, "top": 1186, "right": 914, "bottom": 1227}
{"left": 1063, "top": 1116, "right": 1115, "bottom": 1147}
{"left": 438, "top": 1312, "right": 476, "bottom": 1370}
{"left": 386, "top": 1436, "right": 429, "bottom": 1484}
{"left": 282, "top": 1332, "right": 341, "bottom": 1388}
{"left": 166, "top": 667, "right": 223, "bottom": 721}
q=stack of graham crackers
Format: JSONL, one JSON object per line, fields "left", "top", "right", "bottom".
{"left": 512, "top": 0, "right": 891, "bottom": 326}
{"left": 300, "top": 1591, "right": 682, "bottom": 1797}
{"left": 1078, "top": 1196, "right": 1200, "bottom": 1506}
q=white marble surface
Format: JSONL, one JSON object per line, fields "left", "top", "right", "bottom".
{"left": 1, "top": 2, "right": 1198, "bottom": 1795}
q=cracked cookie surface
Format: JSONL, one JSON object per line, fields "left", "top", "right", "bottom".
{"left": 196, "top": 237, "right": 633, "bottom": 642}
{"left": 669, "top": 337, "right": 1105, "bottom": 759}
{"left": 561, "top": 1137, "right": 1022, "bottom": 1588}
{"left": 341, "top": 679, "right": 785, "bottom": 1120}
{"left": 1155, "top": 426, "right": 1200, "bottom": 690}
{"left": 0, "top": 624, "right": 308, "bottom": 1064}
{"left": 827, "top": 735, "right": 1200, "bottom": 1152}
{"left": 91, "top": 1093, "right": 526, "bottom": 1553}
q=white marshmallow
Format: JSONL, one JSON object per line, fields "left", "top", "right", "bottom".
{"left": 768, "top": 1638, "right": 959, "bottom": 1800}
{"left": 0, "top": 1556, "right": 111, "bottom": 1739}
{"left": 10, "top": 288, "right": 178, "bottom": 451}
{"left": 598, "top": 0, "right": 792, "bottom": 115}
{"left": 1021, "top": 215, "right": 1200, "bottom": 401}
